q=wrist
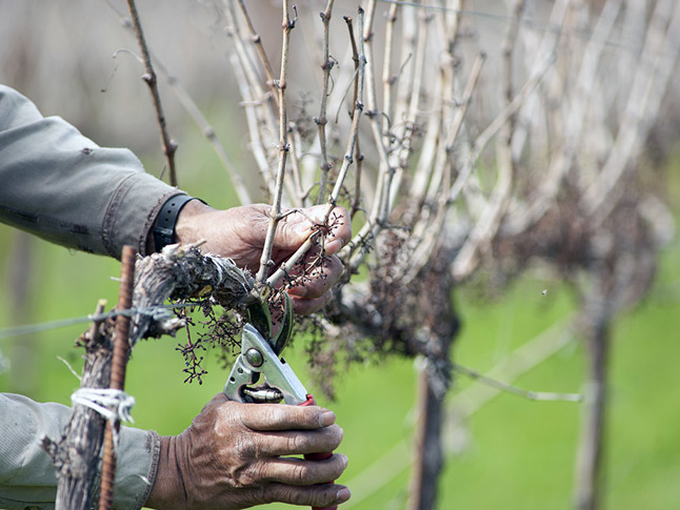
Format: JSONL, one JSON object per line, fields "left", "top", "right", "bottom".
{"left": 145, "top": 436, "right": 187, "bottom": 510}
{"left": 152, "top": 195, "right": 210, "bottom": 252}
{"left": 174, "top": 198, "right": 215, "bottom": 246}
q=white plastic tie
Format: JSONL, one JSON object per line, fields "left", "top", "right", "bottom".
{"left": 71, "top": 388, "right": 136, "bottom": 452}
{"left": 71, "top": 388, "right": 136, "bottom": 424}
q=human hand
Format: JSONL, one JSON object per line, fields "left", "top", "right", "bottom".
{"left": 175, "top": 201, "right": 351, "bottom": 315}
{"left": 145, "top": 393, "right": 350, "bottom": 510}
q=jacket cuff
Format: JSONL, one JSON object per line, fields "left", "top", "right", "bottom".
{"left": 114, "top": 428, "right": 161, "bottom": 510}
{"left": 101, "top": 169, "right": 184, "bottom": 259}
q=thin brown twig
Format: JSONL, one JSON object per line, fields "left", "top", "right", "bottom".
{"left": 236, "top": 0, "right": 278, "bottom": 100}
{"left": 345, "top": 16, "right": 360, "bottom": 115}
{"left": 342, "top": 1, "right": 395, "bottom": 268}
{"left": 153, "top": 61, "right": 251, "bottom": 204}
{"left": 105, "top": 1, "right": 250, "bottom": 203}
{"left": 256, "top": 0, "right": 297, "bottom": 286}
{"left": 125, "top": 0, "right": 178, "bottom": 186}
{"left": 351, "top": 139, "right": 364, "bottom": 220}
{"left": 381, "top": 1, "right": 399, "bottom": 140}
{"left": 224, "top": 0, "right": 278, "bottom": 192}
{"left": 287, "top": 126, "right": 306, "bottom": 208}
{"left": 229, "top": 52, "right": 275, "bottom": 196}
{"left": 326, "top": 8, "right": 366, "bottom": 212}
{"left": 347, "top": 2, "right": 423, "bottom": 269}
{"left": 410, "top": 0, "right": 464, "bottom": 206}
{"left": 345, "top": 14, "right": 364, "bottom": 219}
{"left": 384, "top": 8, "right": 432, "bottom": 220}
{"left": 315, "top": 0, "right": 336, "bottom": 205}
{"left": 266, "top": 7, "right": 366, "bottom": 288}
{"left": 354, "top": 0, "right": 392, "bottom": 223}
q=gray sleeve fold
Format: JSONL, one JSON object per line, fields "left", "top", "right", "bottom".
{"left": 0, "top": 393, "right": 160, "bottom": 510}
{"left": 0, "top": 84, "right": 181, "bottom": 259}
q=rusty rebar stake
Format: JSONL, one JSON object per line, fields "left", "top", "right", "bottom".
{"left": 98, "top": 245, "right": 136, "bottom": 510}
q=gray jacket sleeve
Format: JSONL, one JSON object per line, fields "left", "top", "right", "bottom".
{"left": 0, "top": 84, "right": 182, "bottom": 259}
{"left": 0, "top": 393, "right": 160, "bottom": 510}
{"left": 0, "top": 86, "right": 174, "bottom": 507}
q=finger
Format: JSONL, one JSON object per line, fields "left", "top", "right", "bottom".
{"left": 255, "top": 425, "right": 343, "bottom": 457}
{"left": 274, "top": 209, "right": 319, "bottom": 252}
{"left": 287, "top": 254, "right": 343, "bottom": 300}
{"left": 259, "top": 453, "right": 348, "bottom": 486}
{"left": 320, "top": 206, "right": 351, "bottom": 255}
{"left": 259, "top": 483, "right": 352, "bottom": 508}
{"left": 290, "top": 291, "right": 333, "bottom": 316}
{"left": 275, "top": 205, "right": 351, "bottom": 254}
{"left": 236, "top": 402, "right": 337, "bottom": 431}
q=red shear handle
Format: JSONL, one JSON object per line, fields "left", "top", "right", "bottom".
{"left": 300, "top": 394, "right": 337, "bottom": 510}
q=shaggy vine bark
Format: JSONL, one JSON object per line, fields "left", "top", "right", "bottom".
{"left": 42, "top": 300, "right": 113, "bottom": 510}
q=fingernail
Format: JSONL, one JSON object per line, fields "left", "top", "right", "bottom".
{"left": 336, "top": 487, "right": 352, "bottom": 502}
{"left": 287, "top": 285, "right": 307, "bottom": 298}
{"left": 320, "top": 411, "right": 336, "bottom": 427}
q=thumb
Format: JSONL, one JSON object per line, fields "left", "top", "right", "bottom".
{"left": 274, "top": 211, "right": 314, "bottom": 251}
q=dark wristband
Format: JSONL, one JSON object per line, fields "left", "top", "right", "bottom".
{"left": 153, "top": 194, "right": 200, "bottom": 252}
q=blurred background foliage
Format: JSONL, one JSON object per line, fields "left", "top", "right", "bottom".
{"left": 1, "top": 1, "right": 679, "bottom": 509}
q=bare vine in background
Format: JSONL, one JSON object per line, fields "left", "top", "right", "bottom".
{"left": 217, "top": 2, "right": 676, "bottom": 508}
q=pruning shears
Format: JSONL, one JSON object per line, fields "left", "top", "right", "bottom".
{"left": 224, "top": 296, "right": 336, "bottom": 510}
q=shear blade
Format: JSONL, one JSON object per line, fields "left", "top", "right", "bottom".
{"left": 246, "top": 292, "right": 294, "bottom": 355}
